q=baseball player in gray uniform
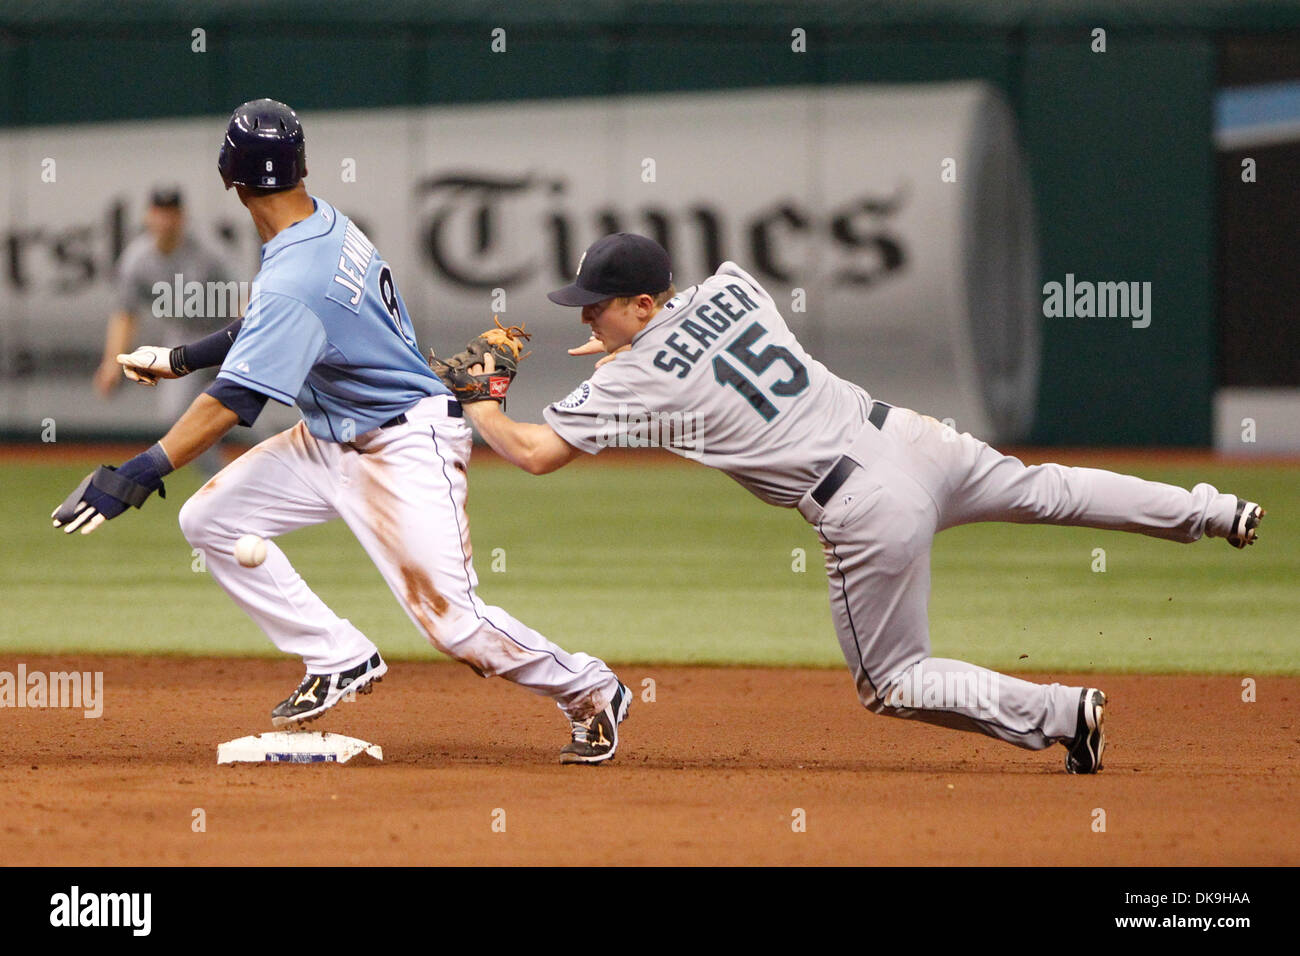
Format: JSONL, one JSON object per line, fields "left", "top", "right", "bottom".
{"left": 97, "top": 186, "right": 237, "bottom": 475}
{"left": 443, "top": 233, "right": 1265, "bottom": 774}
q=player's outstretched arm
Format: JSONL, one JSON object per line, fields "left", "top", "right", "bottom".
{"left": 51, "top": 394, "right": 239, "bottom": 535}
{"left": 463, "top": 402, "right": 580, "bottom": 475}
{"left": 430, "top": 320, "right": 577, "bottom": 473}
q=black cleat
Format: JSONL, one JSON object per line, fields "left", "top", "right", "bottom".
{"left": 1065, "top": 688, "right": 1106, "bottom": 774}
{"left": 271, "top": 652, "right": 387, "bottom": 729}
{"left": 1226, "top": 499, "right": 1264, "bottom": 549}
{"left": 560, "top": 682, "right": 630, "bottom": 765}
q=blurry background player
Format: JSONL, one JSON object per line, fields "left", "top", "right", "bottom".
{"left": 94, "top": 186, "right": 237, "bottom": 476}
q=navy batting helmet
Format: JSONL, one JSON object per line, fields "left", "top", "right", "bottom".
{"left": 217, "top": 98, "right": 307, "bottom": 191}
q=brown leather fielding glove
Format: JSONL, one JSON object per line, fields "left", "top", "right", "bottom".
{"left": 429, "top": 316, "right": 532, "bottom": 404}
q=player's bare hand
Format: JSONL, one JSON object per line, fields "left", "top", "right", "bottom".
{"left": 117, "top": 345, "right": 178, "bottom": 386}
{"left": 568, "top": 335, "right": 627, "bottom": 368}
{"left": 567, "top": 336, "right": 604, "bottom": 358}
{"left": 93, "top": 359, "right": 123, "bottom": 396}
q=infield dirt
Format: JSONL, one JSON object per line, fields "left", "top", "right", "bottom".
{"left": 1, "top": 656, "right": 1295, "bottom": 866}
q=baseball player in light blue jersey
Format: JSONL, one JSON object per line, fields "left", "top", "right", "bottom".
{"left": 54, "top": 100, "right": 630, "bottom": 764}
{"left": 215, "top": 205, "right": 434, "bottom": 438}
{"left": 442, "top": 233, "right": 1266, "bottom": 775}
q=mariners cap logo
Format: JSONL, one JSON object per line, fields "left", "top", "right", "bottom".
{"left": 575, "top": 250, "right": 587, "bottom": 277}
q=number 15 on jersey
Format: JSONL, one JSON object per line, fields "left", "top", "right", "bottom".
{"left": 712, "top": 322, "right": 809, "bottom": 421}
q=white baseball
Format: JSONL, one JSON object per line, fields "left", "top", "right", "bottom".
{"left": 235, "top": 534, "right": 268, "bottom": 568}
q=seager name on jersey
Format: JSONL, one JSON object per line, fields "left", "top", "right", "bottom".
{"left": 653, "top": 283, "right": 760, "bottom": 378}
{"left": 331, "top": 220, "right": 377, "bottom": 310}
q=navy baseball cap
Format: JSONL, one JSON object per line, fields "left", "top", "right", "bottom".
{"left": 149, "top": 186, "right": 184, "bottom": 208}
{"left": 547, "top": 233, "right": 673, "bottom": 306}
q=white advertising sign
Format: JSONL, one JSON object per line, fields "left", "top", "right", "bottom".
{"left": 0, "top": 83, "right": 1037, "bottom": 440}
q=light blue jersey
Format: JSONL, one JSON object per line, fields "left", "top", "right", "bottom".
{"left": 217, "top": 197, "right": 448, "bottom": 441}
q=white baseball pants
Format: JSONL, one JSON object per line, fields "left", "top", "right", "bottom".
{"left": 799, "top": 405, "right": 1239, "bottom": 750}
{"left": 179, "top": 395, "right": 619, "bottom": 719}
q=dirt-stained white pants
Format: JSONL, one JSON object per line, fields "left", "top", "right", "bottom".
{"left": 799, "top": 405, "right": 1239, "bottom": 750}
{"left": 179, "top": 395, "right": 619, "bottom": 720}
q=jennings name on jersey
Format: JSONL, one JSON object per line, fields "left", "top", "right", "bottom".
{"left": 544, "top": 262, "right": 874, "bottom": 507}
{"left": 217, "top": 197, "right": 449, "bottom": 441}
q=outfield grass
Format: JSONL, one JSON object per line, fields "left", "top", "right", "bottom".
{"left": 2, "top": 456, "right": 1296, "bottom": 673}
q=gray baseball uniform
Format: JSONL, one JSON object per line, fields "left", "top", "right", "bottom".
{"left": 545, "top": 262, "right": 1239, "bottom": 751}
{"left": 116, "top": 230, "right": 234, "bottom": 332}
{"left": 115, "top": 231, "right": 238, "bottom": 460}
